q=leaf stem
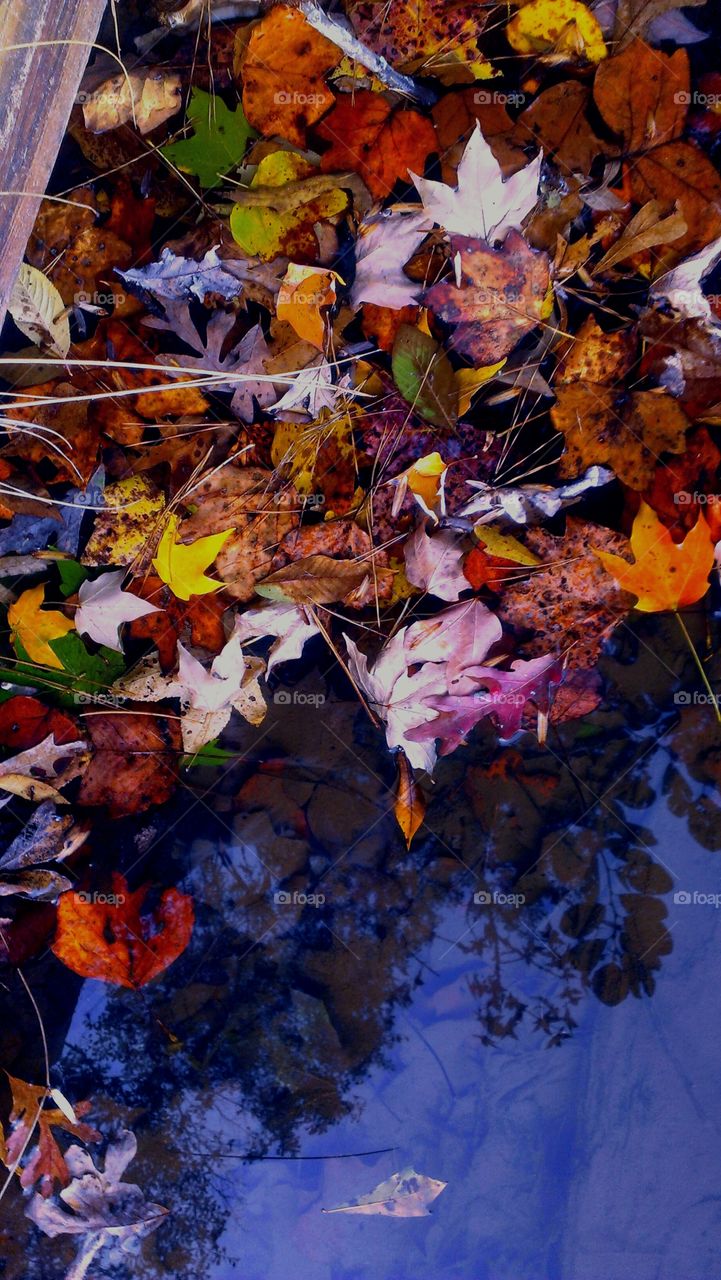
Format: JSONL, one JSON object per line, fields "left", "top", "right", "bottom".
{"left": 674, "top": 610, "right": 721, "bottom": 724}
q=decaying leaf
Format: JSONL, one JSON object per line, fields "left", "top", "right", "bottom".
{"left": 322, "top": 1167, "right": 447, "bottom": 1216}
{"left": 8, "top": 265, "right": 70, "bottom": 356}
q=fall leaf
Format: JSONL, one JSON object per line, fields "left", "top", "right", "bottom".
{"left": 152, "top": 514, "right": 233, "bottom": 601}
{"left": 229, "top": 151, "right": 350, "bottom": 261}
{"left": 2, "top": 1074, "right": 99, "bottom": 1196}
{"left": 351, "top": 209, "right": 429, "bottom": 310}
{"left": 391, "top": 324, "right": 458, "bottom": 427}
{"left": 506, "top": 0, "right": 607, "bottom": 62}
{"left": 412, "top": 124, "right": 542, "bottom": 241}
{"left": 127, "top": 575, "right": 226, "bottom": 672}
{"left": 52, "top": 873, "right": 194, "bottom": 987}
{"left": 277, "top": 264, "right": 339, "bottom": 349}
{"left": 593, "top": 41, "right": 688, "bottom": 153}
{"left": 322, "top": 1167, "right": 447, "bottom": 1215}
{"left": 317, "top": 91, "right": 438, "bottom": 199}
{"left": 424, "top": 231, "right": 551, "bottom": 365}
{"left": 77, "top": 713, "right": 182, "bottom": 817}
{"left": 256, "top": 554, "right": 370, "bottom": 605}
{"left": 82, "top": 68, "right": 182, "bottom": 135}
{"left": 238, "top": 5, "right": 341, "bottom": 147}
{"left": 162, "top": 87, "right": 254, "bottom": 188}
{"left": 515, "top": 81, "right": 610, "bottom": 175}
{"left": 8, "top": 265, "right": 70, "bottom": 356}
{"left": 628, "top": 142, "right": 721, "bottom": 263}
{"left": 75, "top": 571, "right": 160, "bottom": 652}
{"left": 551, "top": 386, "right": 689, "bottom": 488}
{"left": 8, "top": 585, "right": 75, "bottom": 669}
{"left": 593, "top": 500, "right": 715, "bottom": 611}
{"left": 347, "top": 0, "right": 490, "bottom": 79}
{"left": 394, "top": 752, "right": 427, "bottom": 849}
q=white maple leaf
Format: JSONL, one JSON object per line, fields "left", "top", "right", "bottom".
{"left": 116, "top": 630, "right": 266, "bottom": 752}
{"left": 351, "top": 209, "right": 430, "bottom": 310}
{"left": 411, "top": 123, "right": 542, "bottom": 242}
{"left": 75, "top": 571, "right": 160, "bottom": 653}
{"left": 232, "top": 602, "right": 320, "bottom": 673}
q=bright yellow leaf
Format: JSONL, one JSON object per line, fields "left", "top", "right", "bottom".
{"left": 593, "top": 502, "right": 715, "bottom": 612}
{"left": 8, "top": 584, "right": 75, "bottom": 669}
{"left": 82, "top": 476, "right": 166, "bottom": 568}
{"left": 474, "top": 525, "right": 541, "bottom": 566}
{"left": 457, "top": 361, "right": 506, "bottom": 415}
{"left": 392, "top": 451, "right": 448, "bottom": 520}
{"left": 153, "top": 514, "right": 234, "bottom": 601}
{"left": 276, "top": 263, "right": 340, "bottom": 350}
{"left": 506, "top": 0, "right": 607, "bottom": 63}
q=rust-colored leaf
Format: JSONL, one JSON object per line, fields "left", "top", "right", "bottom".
{"left": 52, "top": 873, "right": 194, "bottom": 988}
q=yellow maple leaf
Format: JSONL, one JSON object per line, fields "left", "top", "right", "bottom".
{"left": 593, "top": 502, "right": 715, "bottom": 613}
{"left": 8, "top": 584, "right": 75, "bottom": 669}
{"left": 153, "top": 514, "right": 234, "bottom": 601}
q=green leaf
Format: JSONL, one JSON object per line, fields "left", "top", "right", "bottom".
{"left": 391, "top": 325, "right": 458, "bottom": 427}
{"left": 57, "top": 560, "right": 87, "bottom": 597}
{"left": 3, "top": 635, "right": 125, "bottom": 707}
{"left": 162, "top": 88, "right": 256, "bottom": 190}
{"left": 181, "top": 739, "right": 238, "bottom": 769}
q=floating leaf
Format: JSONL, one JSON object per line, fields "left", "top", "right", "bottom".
{"left": 392, "top": 325, "right": 458, "bottom": 427}
{"left": 8, "top": 264, "right": 70, "bottom": 356}
{"left": 162, "top": 87, "right": 254, "bottom": 188}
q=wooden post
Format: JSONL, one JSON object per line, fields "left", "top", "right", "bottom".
{"left": 0, "top": 0, "right": 108, "bottom": 331}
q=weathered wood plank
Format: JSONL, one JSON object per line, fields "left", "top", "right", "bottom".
{"left": 0, "top": 0, "right": 108, "bottom": 331}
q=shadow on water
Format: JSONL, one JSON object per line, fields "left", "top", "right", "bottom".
{"left": 3, "top": 608, "right": 721, "bottom": 1279}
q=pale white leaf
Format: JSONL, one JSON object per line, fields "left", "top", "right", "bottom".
{"left": 8, "top": 264, "right": 70, "bottom": 356}
{"left": 322, "top": 1167, "right": 447, "bottom": 1216}
{"left": 75, "top": 571, "right": 160, "bottom": 653}
{"left": 411, "top": 124, "right": 542, "bottom": 242}
{"left": 351, "top": 210, "right": 430, "bottom": 310}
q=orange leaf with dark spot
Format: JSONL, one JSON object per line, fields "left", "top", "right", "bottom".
{"left": 52, "top": 873, "right": 194, "bottom": 988}
{"left": 593, "top": 501, "right": 715, "bottom": 612}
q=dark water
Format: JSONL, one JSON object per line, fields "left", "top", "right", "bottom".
{"left": 2, "top": 609, "right": 721, "bottom": 1279}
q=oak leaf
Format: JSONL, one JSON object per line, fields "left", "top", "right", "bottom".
{"left": 2, "top": 1074, "right": 99, "bottom": 1196}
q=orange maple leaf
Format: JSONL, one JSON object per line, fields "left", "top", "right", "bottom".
{"left": 593, "top": 501, "right": 715, "bottom": 612}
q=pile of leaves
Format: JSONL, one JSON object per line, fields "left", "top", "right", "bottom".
{"left": 3, "top": 0, "right": 721, "bottom": 1266}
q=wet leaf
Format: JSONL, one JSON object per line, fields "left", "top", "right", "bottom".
{"left": 75, "top": 571, "right": 160, "bottom": 653}
{"left": 593, "top": 501, "right": 715, "bottom": 611}
{"left": 8, "top": 585, "right": 75, "bottom": 670}
{"left": 392, "top": 325, "right": 458, "bottom": 427}
{"left": 77, "top": 712, "right": 182, "bottom": 817}
{"left": 7, "top": 265, "right": 70, "bottom": 356}
{"left": 2, "top": 1074, "right": 98, "bottom": 1195}
{"left": 322, "top": 1166, "right": 447, "bottom": 1215}
{"left": 82, "top": 69, "right": 182, "bottom": 135}
{"left": 152, "top": 515, "right": 233, "bottom": 601}
{"left": 506, "top": 0, "right": 607, "bottom": 61}
{"left": 52, "top": 874, "right": 193, "bottom": 986}
{"left": 424, "top": 231, "right": 551, "bottom": 366}
{"left": 594, "top": 41, "right": 688, "bottom": 152}
{"left": 162, "top": 87, "right": 254, "bottom": 188}
{"left": 317, "top": 91, "right": 438, "bottom": 199}
{"left": 394, "top": 752, "right": 427, "bottom": 849}
{"left": 238, "top": 5, "right": 341, "bottom": 147}
{"left": 551, "top": 386, "right": 689, "bottom": 488}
